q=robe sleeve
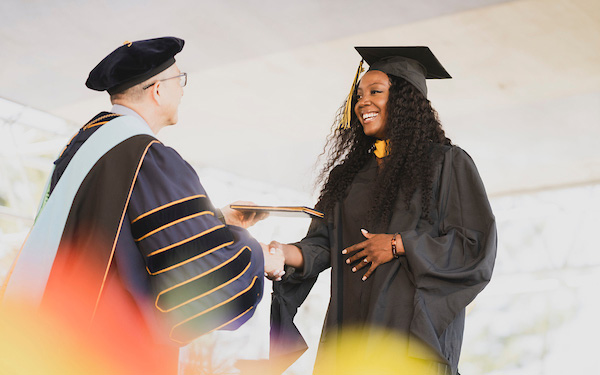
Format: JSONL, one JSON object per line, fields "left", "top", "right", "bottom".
{"left": 400, "top": 146, "right": 497, "bottom": 364}
{"left": 127, "top": 142, "right": 265, "bottom": 345}
{"left": 293, "top": 217, "right": 332, "bottom": 279}
{"left": 270, "top": 217, "right": 331, "bottom": 359}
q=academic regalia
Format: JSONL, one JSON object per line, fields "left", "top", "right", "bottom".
{"left": 271, "top": 146, "right": 497, "bottom": 374}
{"left": 2, "top": 36, "right": 264, "bottom": 374}
{"left": 2, "top": 111, "right": 265, "bottom": 374}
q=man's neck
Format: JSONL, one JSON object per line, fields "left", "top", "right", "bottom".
{"left": 110, "top": 103, "right": 162, "bottom": 134}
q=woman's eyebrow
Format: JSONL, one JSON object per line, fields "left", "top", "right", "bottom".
{"left": 358, "top": 82, "right": 387, "bottom": 90}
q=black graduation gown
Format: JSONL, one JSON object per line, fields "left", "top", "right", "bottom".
{"left": 271, "top": 145, "right": 497, "bottom": 374}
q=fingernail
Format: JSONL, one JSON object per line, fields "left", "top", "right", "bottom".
{"left": 361, "top": 228, "right": 368, "bottom": 235}
{"left": 341, "top": 249, "right": 347, "bottom": 254}
{"left": 269, "top": 248, "right": 276, "bottom": 254}
{"left": 278, "top": 271, "right": 286, "bottom": 277}
{"left": 346, "top": 259, "right": 350, "bottom": 264}
{"left": 276, "top": 277, "right": 282, "bottom": 281}
{"left": 352, "top": 267, "right": 356, "bottom": 272}
{"left": 362, "top": 276, "right": 367, "bottom": 281}
{"left": 363, "top": 258, "right": 368, "bottom": 263}
{"left": 264, "top": 272, "right": 268, "bottom": 277}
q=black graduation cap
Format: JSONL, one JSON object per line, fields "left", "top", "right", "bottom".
{"left": 355, "top": 46, "right": 451, "bottom": 97}
{"left": 86, "top": 36, "right": 185, "bottom": 95}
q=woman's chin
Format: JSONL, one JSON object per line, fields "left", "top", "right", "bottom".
{"left": 362, "top": 126, "right": 385, "bottom": 139}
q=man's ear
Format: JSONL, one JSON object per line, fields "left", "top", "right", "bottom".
{"left": 149, "top": 81, "right": 162, "bottom": 105}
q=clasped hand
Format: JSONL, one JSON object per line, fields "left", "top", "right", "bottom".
{"left": 261, "top": 241, "right": 285, "bottom": 281}
{"left": 341, "top": 229, "right": 401, "bottom": 281}
{"left": 219, "top": 202, "right": 286, "bottom": 281}
{"left": 220, "top": 201, "right": 269, "bottom": 229}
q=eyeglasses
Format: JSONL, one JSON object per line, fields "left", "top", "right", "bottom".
{"left": 143, "top": 72, "right": 187, "bottom": 90}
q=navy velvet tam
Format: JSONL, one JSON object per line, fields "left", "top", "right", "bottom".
{"left": 86, "top": 36, "right": 185, "bottom": 95}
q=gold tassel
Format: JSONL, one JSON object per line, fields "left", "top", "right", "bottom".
{"left": 340, "top": 59, "right": 364, "bottom": 129}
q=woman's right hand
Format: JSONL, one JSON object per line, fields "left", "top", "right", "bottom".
{"left": 269, "top": 241, "right": 304, "bottom": 270}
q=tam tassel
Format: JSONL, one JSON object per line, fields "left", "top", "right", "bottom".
{"left": 340, "top": 59, "right": 364, "bottom": 129}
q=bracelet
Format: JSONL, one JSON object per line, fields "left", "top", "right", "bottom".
{"left": 391, "top": 233, "right": 399, "bottom": 259}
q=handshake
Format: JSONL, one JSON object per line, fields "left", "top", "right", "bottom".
{"left": 220, "top": 201, "right": 302, "bottom": 283}
{"left": 261, "top": 242, "right": 286, "bottom": 281}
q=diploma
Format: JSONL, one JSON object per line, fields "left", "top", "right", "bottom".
{"left": 229, "top": 204, "right": 324, "bottom": 219}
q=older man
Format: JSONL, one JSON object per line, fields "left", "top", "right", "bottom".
{"left": 2, "top": 37, "right": 271, "bottom": 374}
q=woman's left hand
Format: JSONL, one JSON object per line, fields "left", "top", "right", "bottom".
{"left": 342, "top": 229, "right": 403, "bottom": 281}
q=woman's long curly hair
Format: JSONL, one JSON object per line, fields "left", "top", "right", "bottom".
{"left": 314, "top": 73, "right": 452, "bottom": 231}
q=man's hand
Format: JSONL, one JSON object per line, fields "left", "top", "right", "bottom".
{"left": 220, "top": 201, "right": 269, "bottom": 228}
{"left": 261, "top": 242, "right": 285, "bottom": 281}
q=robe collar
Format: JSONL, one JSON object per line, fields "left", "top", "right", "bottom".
{"left": 373, "top": 139, "right": 390, "bottom": 159}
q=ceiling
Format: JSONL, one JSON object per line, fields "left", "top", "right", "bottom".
{"left": 1, "top": 0, "right": 599, "bottom": 199}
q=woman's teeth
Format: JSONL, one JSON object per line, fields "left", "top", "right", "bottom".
{"left": 363, "top": 112, "right": 378, "bottom": 121}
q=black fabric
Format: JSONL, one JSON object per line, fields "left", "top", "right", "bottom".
{"left": 271, "top": 146, "right": 497, "bottom": 375}
{"left": 170, "top": 276, "right": 262, "bottom": 343}
{"left": 156, "top": 247, "right": 252, "bottom": 311}
{"left": 355, "top": 46, "right": 451, "bottom": 79}
{"left": 86, "top": 37, "right": 184, "bottom": 94}
{"left": 355, "top": 46, "right": 451, "bottom": 97}
{"left": 146, "top": 226, "right": 234, "bottom": 274}
{"left": 370, "top": 56, "right": 429, "bottom": 97}
{"left": 131, "top": 196, "right": 213, "bottom": 240}
{"left": 270, "top": 271, "right": 316, "bottom": 356}
{"left": 335, "top": 205, "right": 344, "bottom": 332}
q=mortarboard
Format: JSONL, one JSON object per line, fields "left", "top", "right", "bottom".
{"left": 355, "top": 46, "right": 451, "bottom": 97}
{"left": 86, "top": 36, "right": 185, "bottom": 95}
{"left": 340, "top": 46, "right": 451, "bottom": 129}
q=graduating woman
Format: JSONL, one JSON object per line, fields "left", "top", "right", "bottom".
{"left": 267, "top": 47, "right": 497, "bottom": 375}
